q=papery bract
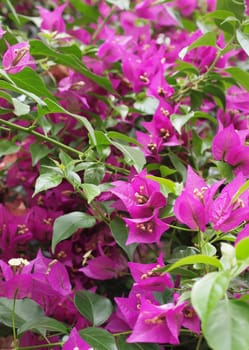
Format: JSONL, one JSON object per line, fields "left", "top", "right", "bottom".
{"left": 127, "top": 298, "right": 184, "bottom": 344}
{"left": 124, "top": 211, "right": 169, "bottom": 244}
{"left": 3, "top": 42, "right": 36, "bottom": 74}
{"left": 37, "top": 4, "right": 67, "bottom": 33}
{"left": 63, "top": 328, "right": 90, "bottom": 350}
{"left": 209, "top": 173, "right": 249, "bottom": 232}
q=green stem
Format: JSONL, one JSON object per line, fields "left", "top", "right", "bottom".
{"left": 91, "top": 5, "right": 116, "bottom": 43}
{"left": 0, "top": 118, "right": 83, "bottom": 157}
{"left": 16, "top": 342, "right": 63, "bottom": 350}
{"left": 168, "top": 224, "right": 196, "bottom": 232}
{"left": 113, "top": 330, "right": 132, "bottom": 337}
{"left": 12, "top": 289, "right": 18, "bottom": 349}
{"left": 195, "top": 335, "right": 203, "bottom": 350}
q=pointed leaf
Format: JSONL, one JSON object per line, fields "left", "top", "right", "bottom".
{"left": 79, "top": 327, "right": 118, "bottom": 350}
{"left": 109, "top": 217, "right": 137, "bottom": 261}
{"left": 52, "top": 212, "right": 96, "bottom": 252}
{"left": 33, "top": 171, "right": 63, "bottom": 197}
{"left": 74, "top": 290, "right": 112, "bottom": 326}
{"left": 18, "top": 317, "right": 68, "bottom": 336}
{"left": 203, "top": 299, "right": 249, "bottom": 350}
{"left": 0, "top": 298, "right": 44, "bottom": 329}
{"left": 191, "top": 271, "right": 230, "bottom": 324}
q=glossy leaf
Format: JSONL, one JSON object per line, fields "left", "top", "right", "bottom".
{"left": 235, "top": 237, "right": 249, "bottom": 261}
{"left": 191, "top": 271, "right": 230, "bottom": 324}
{"left": 74, "top": 290, "right": 112, "bottom": 326}
{"left": 161, "top": 254, "right": 222, "bottom": 273}
{"left": 79, "top": 327, "right": 118, "bottom": 350}
{"left": 82, "top": 183, "right": 101, "bottom": 203}
{"left": 0, "top": 140, "right": 20, "bottom": 157}
{"left": 33, "top": 170, "right": 63, "bottom": 197}
{"left": 30, "top": 40, "right": 114, "bottom": 93}
{"left": 30, "top": 143, "right": 51, "bottom": 166}
{"left": 111, "top": 141, "right": 146, "bottom": 172}
{"left": 0, "top": 298, "right": 44, "bottom": 329}
{"left": 109, "top": 217, "right": 137, "bottom": 261}
{"left": 12, "top": 98, "right": 30, "bottom": 116}
{"left": 106, "top": 0, "right": 130, "bottom": 10}
{"left": 10, "top": 67, "right": 56, "bottom": 101}
{"left": 52, "top": 212, "right": 96, "bottom": 252}
{"left": 203, "top": 299, "right": 249, "bottom": 350}
{"left": 17, "top": 316, "right": 69, "bottom": 336}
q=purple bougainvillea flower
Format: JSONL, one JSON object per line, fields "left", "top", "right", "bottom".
{"left": 209, "top": 173, "right": 249, "bottom": 232}
{"left": 142, "top": 102, "right": 181, "bottom": 147}
{"left": 63, "top": 328, "right": 90, "bottom": 350}
{"left": 3, "top": 42, "right": 36, "bottom": 74}
{"left": 245, "top": 0, "right": 249, "bottom": 15}
{"left": 37, "top": 4, "right": 67, "bottom": 33}
{"left": 136, "top": 131, "right": 163, "bottom": 160}
{"left": 147, "top": 67, "right": 174, "bottom": 100}
{"left": 212, "top": 124, "right": 249, "bottom": 176}
{"left": 115, "top": 286, "right": 157, "bottom": 328}
{"left": 80, "top": 253, "right": 127, "bottom": 280}
{"left": 110, "top": 170, "right": 166, "bottom": 218}
{"left": 174, "top": 190, "right": 207, "bottom": 231}
{"left": 124, "top": 210, "right": 169, "bottom": 244}
{"left": 174, "top": 166, "right": 223, "bottom": 231}
{"left": 174, "top": 0, "right": 197, "bottom": 16}
{"left": 128, "top": 255, "right": 173, "bottom": 291}
{"left": 127, "top": 298, "right": 184, "bottom": 344}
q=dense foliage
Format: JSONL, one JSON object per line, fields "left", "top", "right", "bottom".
{"left": 1, "top": 0, "right": 249, "bottom": 349}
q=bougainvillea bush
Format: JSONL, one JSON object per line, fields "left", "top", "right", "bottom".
{"left": 1, "top": 0, "right": 249, "bottom": 349}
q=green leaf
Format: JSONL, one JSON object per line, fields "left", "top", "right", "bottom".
{"left": 3, "top": 0, "right": 21, "bottom": 26}
{"left": 10, "top": 67, "right": 56, "bottom": 101}
{"left": 106, "top": 0, "right": 130, "bottom": 10}
{"left": 17, "top": 317, "right": 68, "bottom": 336}
{"left": 79, "top": 327, "right": 118, "bottom": 350}
{"left": 0, "top": 140, "right": 20, "bottom": 157}
{"left": 0, "top": 298, "right": 44, "bottom": 329}
{"left": 30, "top": 40, "right": 114, "bottom": 93}
{"left": 203, "top": 299, "right": 249, "bottom": 350}
{"left": 33, "top": 170, "right": 63, "bottom": 197}
{"left": 116, "top": 335, "right": 161, "bottom": 350}
{"left": 0, "top": 79, "right": 45, "bottom": 106}
{"left": 180, "top": 32, "right": 217, "bottom": 59}
{"left": 188, "top": 31, "right": 217, "bottom": 51}
{"left": 168, "top": 151, "right": 187, "bottom": 181}
{"left": 203, "top": 84, "right": 226, "bottom": 109}
{"left": 69, "top": 0, "right": 99, "bottom": 22}
{"left": 170, "top": 111, "right": 195, "bottom": 134}
{"left": 134, "top": 96, "right": 159, "bottom": 115}
{"left": 107, "top": 131, "right": 142, "bottom": 147}
{"left": 82, "top": 183, "right": 101, "bottom": 203}
{"left": 109, "top": 217, "right": 137, "bottom": 261}
{"left": 52, "top": 211, "right": 96, "bottom": 252}
{"left": 74, "top": 290, "right": 113, "bottom": 326}
{"left": 191, "top": 271, "right": 230, "bottom": 325}
{"left": 235, "top": 237, "right": 249, "bottom": 261}
{"left": 226, "top": 67, "right": 249, "bottom": 92}
{"left": 216, "top": 0, "right": 245, "bottom": 19}
{"left": 146, "top": 175, "right": 176, "bottom": 195}
{"left": 30, "top": 144, "right": 51, "bottom": 166}
{"left": 43, "top": 98, "right": 96, "bottom": 145}
{"left": 161, "top": 254, "right": 222, "bottom": 273}
{"left": 111, "top": 141, "right": 146, "bottom": 172}
{"left": 84, "top": 165, "right": 105, "bottom": 185}
{"left": 12, "top": 98, "right": 30, "bottom": 116}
